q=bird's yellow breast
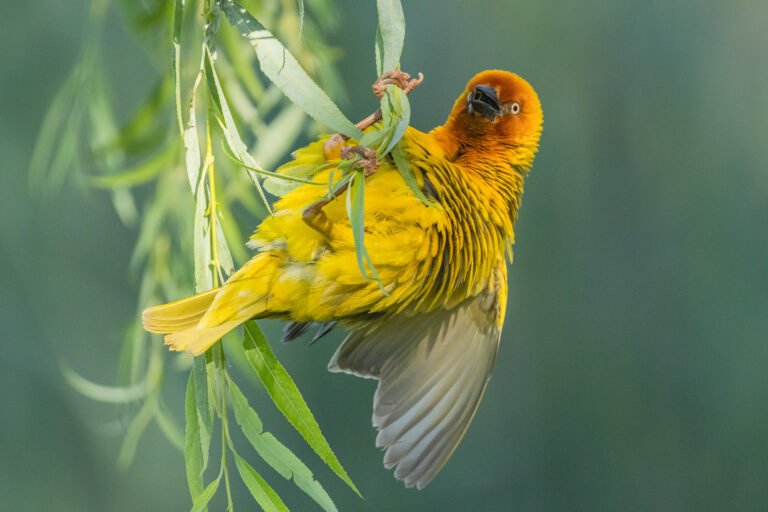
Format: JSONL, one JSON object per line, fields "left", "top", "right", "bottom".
{"left": 245, "top": 127, "right": 522, "bottom": 323}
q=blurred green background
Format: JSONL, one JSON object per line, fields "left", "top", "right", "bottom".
{"left": 3, "top": 0, "right": 768, "bottom": 510}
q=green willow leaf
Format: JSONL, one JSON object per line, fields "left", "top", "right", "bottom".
{"left": 374, "top": 25, "right": 384, "bottom": 76}
{"left": 190, "top": 475, "right": 221, "bottom": 512}
{"left": 241, "top": 321, "right": 361, "bottom": 496}
{"left": 358, "top": 127, "right": 389, "bottom": 149}
{"left": 184, "top": 46, "right": 206, "bottom": 192}
{"left": 381, "top": 88, "right": 429, "bottom": 205}
{"left": 375, "top": 0, "right": 405, "bottom": 73}
{"left": 222, "top": 2, "right": 361, "bottom": 138}
{"left": 346, "top": 171, "right": 382, "bottom": 285}
{"left": 96, "top": 77, "right": 174, "bottom": 156}
{"left": 117, "top": 395, "right": 156, "bottom": 468}
{"left": 185, "top": 374, "right": 205, "bottom": 500}
{"left": 381, "top": 88, "right": 410, "bottom": 156}
{"left": 204, "top": 48, "right": 255, "bottom": 170}
{"left": 215, "top": 221, "right": 235, "bottom": 277}
{"left": 229, "top": 377, "right": 338, "bottom": 512}
{"left": 155, "top": 404, "right": 185, "bottom": 451}
{"left": 228, "top": 376, "right": 263, "bottom": 434}
{"left": 392, "top": 142, "right": 429, "bottom": 205}
{"left": 233, "top": 453, "right": 289, "bottom": 512}
{"left": 129, "top": 173, "right": 172, "bottom": 271}
{"left": 61, "top": 364, "right": 148, "bottom": 403}
{"left": 29, "top": 62, "right": 82, "bottom": 191}
{"left": 297, "top": 0, "right": 305, "bottom": 39}
{"left": 193, "top": 357, "right": 212, "bottom": 471}
{"left": 89, "top": 144, "right": 176, "bottom": 189}
{"left": 220, "top": 26, "right": 265, "bottom": 102}
{"left": 185, "top": 49, "right": 212, "bottom": 292}
{"left": 193, "top": 175, "right": 213, "bottom": 292}
{"left": 218, "top": 199, "right": 249, "bottom": 264}
{"left": 204, "top": 46, "right": 272, "bottom": 214}
{"left": 173, "top": 0, "right": 184, "bottom": 135}
{"left": 110, "top": 188, "right": 139, "bottom": 228}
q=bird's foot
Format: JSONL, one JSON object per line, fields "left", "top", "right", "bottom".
{"left": 372, "top": 69, "right": 424, "bottom": 100}
{"left": 302, "top": 198, "right": 333, "bottom": 236}
{"left": 323, "top": 70, "right": 424, "bottom": 159}
{"left": 303, "top": 145, "right": 378, "bottom": 235}
{"left": 341, "top": 145, "right": 378, "bottom": 176}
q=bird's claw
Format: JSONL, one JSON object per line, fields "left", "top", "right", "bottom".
{"left": 323, "top": 70, "right": 424, "bottom": 160}
{"left": 304, "top": 145, "right": 378, "bottom": 235}
{"left": 315, "top": 71, "right": 423, "bottom": 227}
{"left": 372, "top": 70, "right": 425, "bottom": 99}
{"left": 341, "top": 145, "right": 378, "bottom": 176}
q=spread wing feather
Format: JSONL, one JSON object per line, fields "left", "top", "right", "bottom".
{"left": 329, "top": 292, "right": 502, "bottom": 489}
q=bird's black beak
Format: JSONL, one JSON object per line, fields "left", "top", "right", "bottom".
{"left": 467, "top": 85, "right": 501, "bottom": 120}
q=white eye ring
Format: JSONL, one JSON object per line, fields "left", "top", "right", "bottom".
{"left": 510, "top": 102, "right": 521, "bottom": 114}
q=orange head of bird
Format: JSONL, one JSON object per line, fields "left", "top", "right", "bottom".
{"left": 444, "top": 70, "right": 543, "bottom": 152}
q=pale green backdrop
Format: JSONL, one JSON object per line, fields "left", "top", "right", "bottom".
{"left": 2, "top": 1, "right": 768, "bottom": 510}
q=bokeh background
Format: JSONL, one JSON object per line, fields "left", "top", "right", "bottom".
{"left": 3, "top": 0, "right": 768, "bottom": 510}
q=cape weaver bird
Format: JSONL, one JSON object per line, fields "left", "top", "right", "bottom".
{"left": 144, "top": 69, "right": 543, "bottom": 489}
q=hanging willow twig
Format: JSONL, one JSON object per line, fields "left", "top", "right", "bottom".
{"left": 33, "top": 0, "right": 425, "bottom": 508}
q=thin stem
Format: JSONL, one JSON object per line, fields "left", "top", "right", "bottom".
{"left": 221, "top": 147, "right": 328, "bottom": 186}
{"left": 215, "top": 345, "right": 234, "bottom": 511}
{"left": 204, "top": 117, "right": 223, "bottom": 287}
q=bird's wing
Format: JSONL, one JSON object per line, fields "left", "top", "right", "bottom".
{"left": 328, "top": 273, "right": 506, "bottom": 489}
{"left": 247, "top": 130, "right": 447, "bottom": 320}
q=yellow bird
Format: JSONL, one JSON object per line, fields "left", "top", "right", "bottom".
{"left": 144, "top": 69, "right": 543, "bottom": 489}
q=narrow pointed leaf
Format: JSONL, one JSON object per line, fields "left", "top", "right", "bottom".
{"left": 297, "top": 0, "right": 305, "bottom": 39}
{"left": 117, "top": 395, "right": 156, "bottom": 468}
{"left": 222, "top": 2, "right": 361, "bottom": 138}
{"left": 374, "top": 25, "right": 384, "bottom": 76}
{"left": 376, "top": 0, "right": 405, "bottom": 72}
{"left": 183, "top": 57, "right": 204, "bottom": 192}
{"left": 193, "top": 173, "right": 213, "bottom": 291}
{"left": 89, "top": 144, "right": 176, "bottom": 189}
{"left": 96, "top": 77, "right": 173, "bottom": 155}
{"left": 190, "top": 476, "right": 220, "bottom": 512}
{"left": 172, "top": 0, "right": 184, "bottom": 135}
{"left": 215, "top": 221, "right": 235, "bottom": 277}
{"left": 61, "top": 364, "right": 147, "bottom": 403}
{"left": 204, "top": 48, "right": 259, "bottom": 171}
{"left": 392, "top": 142, "right": 430, "bottom": 205}
{"left": 229, "top": 377, "right": 338, "bottom": 511}
{"left": 346, "top": 172, "right": 382, "bottom": 285}
{"left": 193, "top": 357, "right": 212, "bottom": 471}
{"left": 130, "top": 182, "right": 170, "bottom": 270}
{"left": 377, "top": 86, "right": 408, "bottom": 156}
{"left": 155, "top": 405, "right": 185, "bottom": 451}
{"left": 185, "top": 374, "right": 205, "bottom": 500}
{"left": 204, "top": 47, "right": 272, "bottom": 213}
{"left": 233, "top": 454, "right": 289, "bottom": 512}
{"left": 241, "top": 322, "right": 361, "bottom": 496}
{"left": 29, "top": 64, "right": 81, "bottom": 190}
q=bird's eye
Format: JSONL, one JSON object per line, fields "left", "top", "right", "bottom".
{"left": 510, "top": 102, "right": 521, "bottom": 115}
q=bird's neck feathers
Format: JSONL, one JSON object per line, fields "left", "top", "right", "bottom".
{"left": 434, "top": 116, "right": 540, "bottom": 169}
{"left": 426, "top": 124, "right": 538, "bottom": 225}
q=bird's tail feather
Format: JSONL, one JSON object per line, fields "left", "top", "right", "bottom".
{"left": 142, "top": 255, "right": 280, "bottom": 355}
{"left": 142, "top": 289, "right": 218, "bottom": 333}
{"left": 143, "top": 291, "right": 266, "bottom": 355}
{"left": 164, "top": 318, "right": 249, "bottom": 356}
